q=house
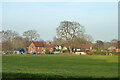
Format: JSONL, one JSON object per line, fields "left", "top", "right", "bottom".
{"left": 72, "top": 44, "right": 92, "bottom": 55}
{"left": 108, "top": 46, "right": 116, "bottom": 52}
{"left": 45, "top": 42, "right": 56, "bottom": 52}
{"left": 55, "top": 45, "right": 67, "bottom": 51}
{"left": 54, "top": 45, "right": 68, "bottom": 54}
{"left": 55, "top": 45, "right": 62, "bottom": 50}
{"left": 28, "top": 41, "right": 56, "bottom": 54}
{"left": 28, "top": 41, "right": 45, "bottom": 54}
{"left": 116, "top": 41, "right": 120, "bottom": 52}
{"left": 28, "top": 41, "right": 93, "bottom": 55}
{"left": 73, "top": 44, "right": 92, "bottom": 51}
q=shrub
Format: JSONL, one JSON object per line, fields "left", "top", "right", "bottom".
{"left": 92, "top": 51, "right": 118, "bottom": 55}
{"left": 45, "top": 50, "right": 50, "bottom": 54}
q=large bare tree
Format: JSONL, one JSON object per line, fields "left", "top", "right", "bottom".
{"left": 53, "top": 36, "right": 66, "bottom": 45}
{"left": 56, "top": 21, "right": 85, "bottom": 53}
{"left": 23, "top": 30, "right": 40, "bottom": 42}
{"left": 73, "top": 34, "right": 93, "bottom": 45}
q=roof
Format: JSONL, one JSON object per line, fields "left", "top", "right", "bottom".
{"left": 45, "top": 44, "right": 56, "bottom": 48}
{"left": 63, "top": 44, "right": 92, "bottom": 49}
{"left": 32, "top": 41, "right": 44, "bottom": 47}
{"left": 75, "top": 44, "right": 92, "bottom": 49}
{"left": 32, "top": 41, "right": 55, "bottom": 48}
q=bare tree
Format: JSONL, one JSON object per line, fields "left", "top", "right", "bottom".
{"left": 53, "top": 36, "right": 66, "bottom": 45}
{"left": 2, "top": 30, "right": 19, "bottom": 51}
{"left": 2, "top": 41, "right": 13, "bottom": 51}
{"left": 74, "top": 34, "right": 93, "bottom": 45}
{"left": 103, "top": 39, "right": 117, "bottom": 51}
{"left": 111, "top": 39, "right": 117, "bottom": 47}
{"left": 23, "top": 30, "right": 40, "bottom": 42}
{"left": 56, "top": 21, "right": 85, "bottom": 53}
{"left": 2, "top": 30, "right": 19, "bottom": 42}
{"left": 84, "top": 34, "right": 93, "bottom": 43}
{"left": 12, "top": 36, "right": 26, "bottom": 50}
{"left": 95, "top": 40, "right": 104, "bottom": 51}
{"left": 111, "top": 39, "right": 117, "bottom": 43}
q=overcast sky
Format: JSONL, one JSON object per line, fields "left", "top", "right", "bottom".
{"left": 2, "top": 2, "right": 118, "bottom": 42}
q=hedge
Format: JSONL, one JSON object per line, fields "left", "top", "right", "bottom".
{"left": 92, "top": 51, "right": 119, "bottom": 55}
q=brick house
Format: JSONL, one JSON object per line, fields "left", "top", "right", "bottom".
{"left": 28, "top": 41, "right": 55, "bottom": 54}
{"left": 28, "top": 41, "right": 45, "bottom": 54}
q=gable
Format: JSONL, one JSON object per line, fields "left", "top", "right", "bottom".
{"left": 29, "top": 42, "right": 36, "bottom": 48}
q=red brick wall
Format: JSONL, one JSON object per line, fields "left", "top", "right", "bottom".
{"left": 36, "top": 47, "right": 46, "bottom": 54}
{"left": 28, "top": 43, "right": 46, "bottom": 54}
{"left": 46, "top": 48, "right": 53, "bottom": 52}
{"left": 28, "top": 42, "right": 36, "bottom": 54}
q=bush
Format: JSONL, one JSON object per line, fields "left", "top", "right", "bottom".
{"left": 92, "top": 51, "right": 118, "bottom": 55}
{"left": 45, "top": 50, "right": 50, "bottom": 54}
{"left": 53, "top": 47, "right": 56, "bottom": 51}
{"left": 87, "top": 52, "right": 93, "bottom": 55}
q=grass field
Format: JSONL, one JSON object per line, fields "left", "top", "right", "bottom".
{"left": 2, "top": 54, "right": 118, "bottom": 79}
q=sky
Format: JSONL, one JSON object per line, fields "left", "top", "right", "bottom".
{"left": 2, "top": 2, "right": 118, "bottom": 42}
{"left": 1, "top": 0, "right": 119, "bottom": 2}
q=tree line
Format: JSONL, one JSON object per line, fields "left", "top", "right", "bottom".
{"left": 1, "top": 21, "right": 117, "bottom": 52}
{"left": 1, "top": 30, "right": 40, "bottom": 51}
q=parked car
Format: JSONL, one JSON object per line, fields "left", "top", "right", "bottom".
{"left": 50, "top": 52, "right": 54, "bottom": 54}
{"left": 74, "top": 52, "right": 86, "bottom": 55}
{"left": 53, "top": 51, "right": 61, "bottom": 54}
{"left": 5, "top": 51, "right": 9, "bottom": 54}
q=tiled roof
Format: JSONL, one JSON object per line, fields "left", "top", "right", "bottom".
{"left": 32, "top": 41, "right": 55, "bottom": 48}
{"left": 63, "top": 44, "right": 92, "bottom": 49}
{"left": 32, "top": 41, "right": 92, "bottom": 49}
{"left": 75, "top": 44, "right": 92, "bottom": 49}
{"left": 45, "top": 44, "right": 56, "bottom": 48}
{"left": 33, "top": 41, "right": 44, "bottom": 47}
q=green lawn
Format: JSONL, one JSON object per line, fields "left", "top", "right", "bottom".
{"left": 2, "top": 54, "right": 118, "bottom": 79}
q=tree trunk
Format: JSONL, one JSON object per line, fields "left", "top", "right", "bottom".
{"left": 68, "top": 46, "right": 72, "bottom": 54}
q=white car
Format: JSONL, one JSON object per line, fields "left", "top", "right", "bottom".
{"left": 53, "top": 51, "right": 61, "bottom": 54}
{"left": 74, "top": 52, "right": 86, "bottom": 55}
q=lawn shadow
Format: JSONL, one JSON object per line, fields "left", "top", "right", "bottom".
{"left": 2, "top": 72, "right": 118, "bottom": 80}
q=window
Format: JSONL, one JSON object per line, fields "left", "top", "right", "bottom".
{"left": 31, "top": 46, "right": 33, "bottom": 50}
